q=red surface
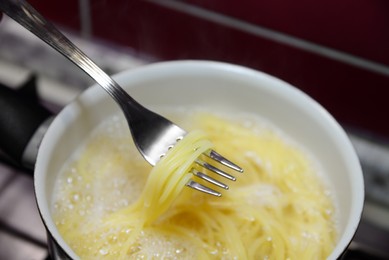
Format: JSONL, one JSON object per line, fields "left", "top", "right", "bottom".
{"left": 28, "top": 0, "right": 80, "bottom": 31}
{"left": 185, "top": 0, "right": 389, "bottom": 66}
{"left": 88, "top": 1, "right": 389, "bottom": 136}
{"left": 13, "top": 1, "right": 389, "bottom": 137}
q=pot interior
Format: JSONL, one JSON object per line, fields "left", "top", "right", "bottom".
{"left": 35, "top": 61, "right": 364, "bottom": 259}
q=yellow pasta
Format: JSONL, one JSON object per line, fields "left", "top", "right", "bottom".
{"left": 52, "top": 112, "right": 337, "bottom": 259}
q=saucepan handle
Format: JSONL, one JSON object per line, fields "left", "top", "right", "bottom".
{"left": 0, "top": 82, "right": 53, "bottom": 169}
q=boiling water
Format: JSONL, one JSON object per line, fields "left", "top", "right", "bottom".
{"left": 52, "top": 109, "right": 337, "bottom": 259}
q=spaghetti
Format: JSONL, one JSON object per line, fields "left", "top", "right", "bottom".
{"left": 52, "top": 112, "right": 337, "bottom": 259}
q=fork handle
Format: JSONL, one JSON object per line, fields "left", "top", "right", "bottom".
{"left": 0, "top": 0, "right": 144, "bottom": 118}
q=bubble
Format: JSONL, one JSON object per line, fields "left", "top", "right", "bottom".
{"left": 99, "top": 248, "right": 108, "bottom": 255}
{"left": 324, "top": 189, "right": 332, "bottom": 196}
{"left": 73, "top": 194, "right": 80, "bottom": 201}
{"left": 56, "top": 219, "right": 65, "bottom": 226}
{"left": 301, "top": 231, "right": 312, "bottom": 238}
{"left": 209, "top": 248, "right": 218, "bottom": 255}
{"left": 135, "top": 254, "right": 145, "bottom": 259}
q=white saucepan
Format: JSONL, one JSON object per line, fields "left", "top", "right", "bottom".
{"left": 33, "top": 60, "right": 364, "bottom": 259}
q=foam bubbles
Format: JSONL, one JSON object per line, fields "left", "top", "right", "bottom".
{"left": 131, "top": 232, "right": 195, "bottom": 260}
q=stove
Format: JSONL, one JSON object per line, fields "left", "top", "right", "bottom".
{"left": 0, "top": 17, "right": 389, "bottom": 260}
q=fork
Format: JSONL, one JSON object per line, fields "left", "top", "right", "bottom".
{"left": 0, "top": 0, "right": 243, "bottom": 196}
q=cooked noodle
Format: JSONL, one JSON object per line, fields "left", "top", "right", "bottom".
{"left": 52, "top": 112, "right": 337, "bottom": 259}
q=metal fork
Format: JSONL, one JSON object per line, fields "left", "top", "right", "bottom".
{"left": 0, "top": 0, "right": 243, "bottom": 196}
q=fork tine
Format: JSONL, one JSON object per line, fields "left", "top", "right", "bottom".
{"left": 188, "top": 149, "right": 243, "bottom": 197}
{"left": 191, "top": 169, "right": 229, "bottom": 189}
{"left": 205, "top": 150, "right": 244, "bottom": 173}
{"left": 186, "top": 180, "right": 222, "bottom": 197}
{"left": 196, "top": 159, "right": 236, "bottom": 181}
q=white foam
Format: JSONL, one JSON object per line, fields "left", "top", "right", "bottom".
{"left": 51, "top": 107, "right": 338, "bottom": 258}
